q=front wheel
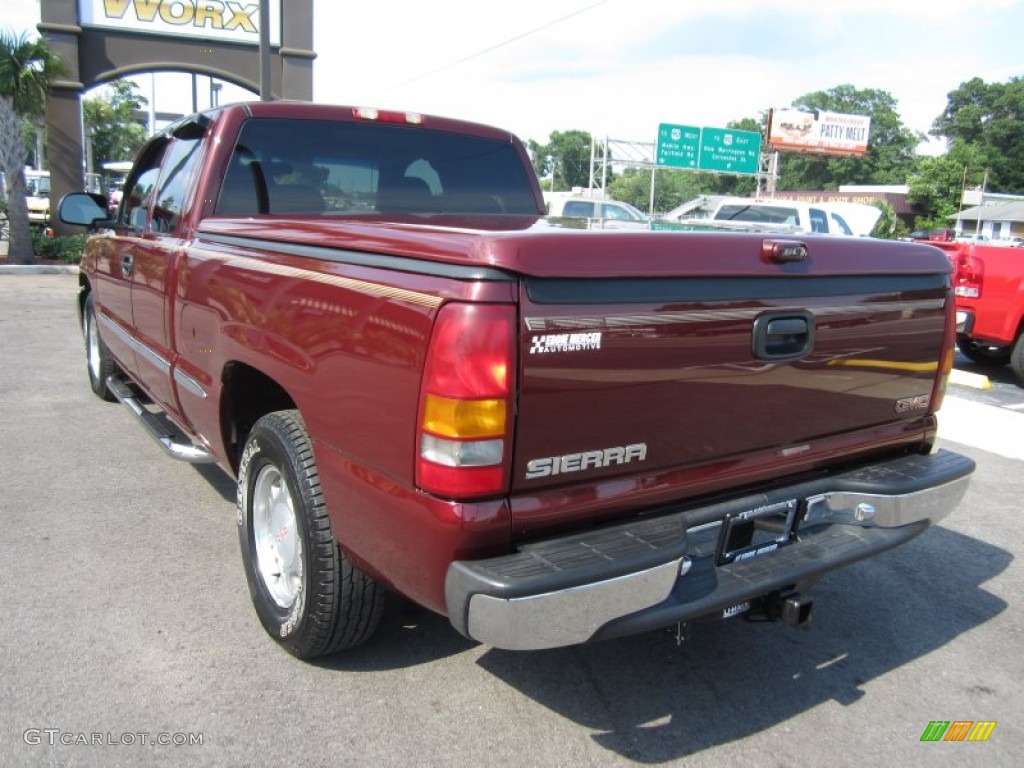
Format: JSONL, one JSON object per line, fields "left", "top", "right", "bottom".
{"left": 237, "top": 410, "right": 385, "bottom": 658}
{"left": 83, "top": 294, "right": 118, "bottom": 401}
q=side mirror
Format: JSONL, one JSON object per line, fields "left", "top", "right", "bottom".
{"left": 58, "top": 192, "right": 115, "bottom": 231}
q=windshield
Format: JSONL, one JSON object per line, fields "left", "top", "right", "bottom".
{"left": 26, "top": 176, "right": 50, "bottom": 196}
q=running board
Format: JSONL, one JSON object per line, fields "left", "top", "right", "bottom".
{"left": 106, "top": 376, "right": 215, "bottom": 464}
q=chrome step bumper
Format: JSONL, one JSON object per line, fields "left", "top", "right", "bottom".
{"left": 446, "top": 449, "right": 974, "bottom": 650}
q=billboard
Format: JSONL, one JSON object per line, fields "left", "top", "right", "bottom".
{"left": 78, "top": 0, "right": 282, "bottom": 46}
{"left": 767, "top": 108, "right": 871, "bottom": 156}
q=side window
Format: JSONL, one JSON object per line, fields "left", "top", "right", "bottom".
{"left": 809, "top": 208, "right": 829, "bottom": 233}
{"left": 120, "top": 140, "right": 168, "bottom": 231}
{"left": 151, "top": 136, "right": 204, "bottom": 233}
{"left": 602, "top": 203, "right": 631, "bottom": 220}
{"left": 830, "top": 212, "right": 853, "bottom": 236}
{"left": 562, "top": 200, "right": 595, "bottom": 217}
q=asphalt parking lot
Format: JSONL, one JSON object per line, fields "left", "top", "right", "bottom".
{"left": 0, "top": 273, "right": 1020, "bottom": 767}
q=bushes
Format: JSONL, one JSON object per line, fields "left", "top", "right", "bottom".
{"left": 31, "top": 231, "right": 88, "bottom": 263}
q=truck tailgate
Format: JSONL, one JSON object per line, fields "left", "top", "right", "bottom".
{"left": 511, "top": 258, "right": 950, "bottom": 505}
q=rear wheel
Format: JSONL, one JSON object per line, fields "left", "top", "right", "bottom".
{"left": 1011, "top": 333, "right": 1024, "bottom": 386}
{"left": 83, "top": 294, "right": 118, "bottom": 401}
{"left": 237, "top": 410, "right": 385, "bottom": 658}
{"left": 956, "top": 338, "right": 1012, "bottom": 367}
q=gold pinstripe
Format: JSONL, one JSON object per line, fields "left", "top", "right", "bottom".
{"left": 189, "top": 246, "right": 443, "bottom": 309}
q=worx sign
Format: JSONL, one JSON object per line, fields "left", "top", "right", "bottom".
{"left": 39, "top": 0, "right": 312, "bottom": 236}
{"left": 78, "top": 0, "right": 282, "bottom": 45}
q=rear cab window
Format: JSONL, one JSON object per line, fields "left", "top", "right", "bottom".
{"left": 716, "top": 204, "right": 801, "bottom": 226}
{"left": 215, "top": 119, "right": 540, "bottom": 216}
{"left": 561, "top": 200, "right": 596, "bottom": 218}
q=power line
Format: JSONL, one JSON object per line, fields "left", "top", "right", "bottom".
{"left": 390, "top": 0, "right": 611, "bottom": 89}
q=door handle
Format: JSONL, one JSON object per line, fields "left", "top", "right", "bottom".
{"left": 752, "top": 312, "right": 814, "bottom": 360}
{"left": 121, "top": 254, "right": 133, "bottom": 278}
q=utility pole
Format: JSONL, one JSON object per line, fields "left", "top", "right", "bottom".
{"left": 259, "top": 1, "right": 272, "bottom": 100}
{"left": 974, "top": 169, "right": 989, "bottom": 238}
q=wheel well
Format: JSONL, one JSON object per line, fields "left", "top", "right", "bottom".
{"left": 220, "top": 362, "right": 297, "bottom": 473}
{"left": 78, "top": 275, "right": 91, "bottom": 327}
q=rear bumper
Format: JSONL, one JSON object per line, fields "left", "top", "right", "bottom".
{"left": 956, "top": 309, "right": 974, "bottom": 335}
{"left": 445, "top": 449, "right": 974, "bottom": 650}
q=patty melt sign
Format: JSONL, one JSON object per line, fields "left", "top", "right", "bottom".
{"left": 767, "top": 108, "right": 871, "bottom": 156}
{"left": 78, "top": 0, "right": 281, "bottom": 46}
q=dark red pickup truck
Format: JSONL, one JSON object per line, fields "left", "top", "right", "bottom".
{"left": 60, "top": 101, "right": 973, "bottom": 658}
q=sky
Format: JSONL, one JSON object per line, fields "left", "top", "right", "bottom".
{"left": 3, "top": 0, "right": 1023, "bottom": 155}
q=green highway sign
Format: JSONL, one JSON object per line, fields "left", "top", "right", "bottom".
{"left": 699, "top": 127, "right": 761, "bottom": 174}
{"left": 655, "top": 124, "right": 762, "bottom": 176}
{"left": 656, "top": 123, "right": 701, "bottom": 169}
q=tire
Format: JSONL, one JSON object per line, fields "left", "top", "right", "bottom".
{"left": 237, "top": 410, "right": 385, "bottom": 658}
{"left": 956, "top": 338, "right": 1011, "bottom": 367}
{"left": 1011, "top": 333, "right": 1024, "bottom": 386}
{"left": 83, "top": 294, "right": 118, "bottom": 401}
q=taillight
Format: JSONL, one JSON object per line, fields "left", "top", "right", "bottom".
{"left": 953, "top": 251, "right": 983, "bottom": 299}
{"left": 353, "top": 107, "right": 425, "bottom": 125}
{"left": 416, "top": 303, "right": 516, "bottom": 499}
{"left": 931, "top": 288, "right": 957, "bottom": 414}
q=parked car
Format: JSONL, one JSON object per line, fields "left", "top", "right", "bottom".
{"left": 907, "top": 228, "right": 956, "bottom": 243}
{"left": 58, "top": 100, "right": 974, "bottom": 658}
{"left": 548, "top": 196, "right": 648, "bottom": 222}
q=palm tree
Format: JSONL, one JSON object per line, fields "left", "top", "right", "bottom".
{"left": 0, "top": 30, "right": 65, "bottom": 264}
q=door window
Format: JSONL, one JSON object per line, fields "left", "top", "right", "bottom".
{"left": 120, "top": 139, "right": 169, "bottom": 231}
{"left": 151, "top": 136, "right": 205, "bottom": 233}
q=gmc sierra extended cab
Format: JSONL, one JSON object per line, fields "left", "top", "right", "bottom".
{"left": 945, "top": 242, "right": 1024, "bottom": 385}
{"left": 60, "top": 101, "right": 974, "bottom": 658}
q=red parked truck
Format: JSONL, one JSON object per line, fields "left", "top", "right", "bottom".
{"left": 946, "top": 242, "right": 1024, "bottom": 384}
{"left": 60, "top": 101, "right": 974, "bottom": 658}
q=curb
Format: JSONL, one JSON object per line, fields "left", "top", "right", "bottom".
{"left": 0, "top": 264, "right": 79, "bottom": 275}
{"left": 949, "top": 368, "right": 992, "bottom": 390}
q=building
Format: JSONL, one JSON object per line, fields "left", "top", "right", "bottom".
{"left": 950, "top": 193, "right": 1024, "bottom": 241}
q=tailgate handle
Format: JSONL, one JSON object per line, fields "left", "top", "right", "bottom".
{"left": 753, "top": 313, "right": 814, "bottom": 360}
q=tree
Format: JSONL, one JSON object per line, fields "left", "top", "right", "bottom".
{"left": 777, "top": 85, "right": 920, "bottom": 191}
{"left": 932, "top": 76, "right": 1024, "bottom": 193}
{"left": 609, "top": 166, "right": 703, "bottom": 214}
{"left": 907, "top": 140, "right": 989, "bottom": 230}
{"left": 869, "top": 200, "right": 904, "bottom": 240}
{"left": 527, "top": 130, "right": 596, "bottom": 191}
{"left": 0, "top": 30, "right": 65, "bottom": 263}
{"left": 83, "top": 79, "right": 149, "bottom": 171}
